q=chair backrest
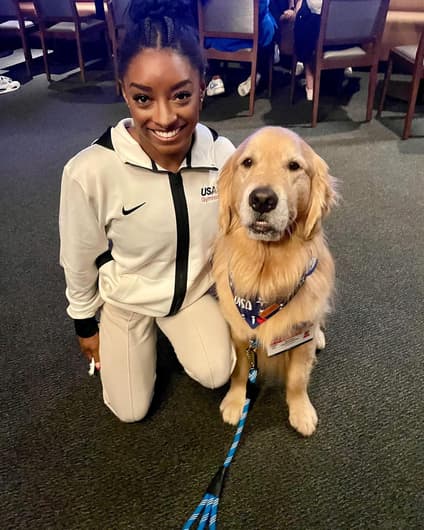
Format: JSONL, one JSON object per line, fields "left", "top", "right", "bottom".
{"left": 0, "top": 0, "right": 19, "bottom": 19}
{"left": 197, "top": 0, "right": 258, "bottom": 39}
{"left": 320, "top": 0, "right": 390, "bottom": 47}
{"left": 105, "top": 0, "right": 130, "bottom": 45}
{"left": 33, "top": 0, "right": 76, "bottom": 20}
{"left": 109, "top": 0, "right": 130, "bottom": 26}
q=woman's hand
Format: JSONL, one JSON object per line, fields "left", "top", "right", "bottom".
{"left": 281, "top": 8, "right": 296, "bottom": 21}
{"left": 78, "top": 332, "right": 100, "bottom": 370}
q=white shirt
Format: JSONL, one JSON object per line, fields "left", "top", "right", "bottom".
{"left": 59, "top": 120, "right": 235, "bottom": 319}
{"left": 307, "top": 0, "right": 322, "bottom": 15}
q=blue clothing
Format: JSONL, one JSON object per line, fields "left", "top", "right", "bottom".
{"left": 204, "top": 0, "right": 277, "bottom": 51}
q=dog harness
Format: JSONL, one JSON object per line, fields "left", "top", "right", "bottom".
{"left": 230, "top": 257, "right": 318, "bottom": 329}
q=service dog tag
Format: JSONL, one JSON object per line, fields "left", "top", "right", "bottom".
{"left": 267, "top": 327, "right": 314, "bottom": 357}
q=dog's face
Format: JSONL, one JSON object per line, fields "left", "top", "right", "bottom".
{"left": 218, "top": 127, "right": 336, "bottom": 241}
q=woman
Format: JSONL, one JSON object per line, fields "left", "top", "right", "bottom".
{"left": 59, "top": 0, "right": 235, "bottom": 423}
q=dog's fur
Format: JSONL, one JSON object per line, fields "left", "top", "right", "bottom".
{"left": 212, "top": 127, "right": 337, "bottom": 436}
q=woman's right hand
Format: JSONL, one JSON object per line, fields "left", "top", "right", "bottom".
{"left": 281, "top": 8, "right": 296, "bottom": 21}
{"left": 78, "top": 332, "right": 100, "bottom": 369}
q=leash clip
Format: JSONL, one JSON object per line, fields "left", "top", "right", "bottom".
{"left": 246, "top": 338, "right": 258, "bottom": 368}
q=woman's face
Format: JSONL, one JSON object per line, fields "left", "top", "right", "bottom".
{"left": 121, "top": 48, "right": 205, "bottom": 172}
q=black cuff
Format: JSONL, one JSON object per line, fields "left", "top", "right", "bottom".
{"left": 74, "top": 317, "right": 99, "bottom": 338}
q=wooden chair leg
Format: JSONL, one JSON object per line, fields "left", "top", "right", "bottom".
{"left": 311, "top": 67, "right": 321, "bottom": 127}
{"left": 377, "top": 56, "right": 393, "bottom": 117}
{"left": 248, "top": 62, "right": 257, "bottom": 116}
{"left": 76, "top": 33, "right": 86, "bottom": 82}
{"left": 268, "top": 49, "right": 273, "bottom": 99}
{"left": 366, "top": 62, "right": 379, "bottom": 122}
{"left": 19, "top": 30, "right": 32, "bottom": 78}
{"left": 114, "top": 51, "right": 120, "bottom": 96}
{"left": 103, "top": 28, "right": 119, "bottom": 94}
{"left": 290, "top": 53, "right": 297, "bottom": 103}
{"left": 39, "top": 31, "right": 51, "bottom": 82}
{"left": 402, "top": 65, "right": 423, "bottom": 140}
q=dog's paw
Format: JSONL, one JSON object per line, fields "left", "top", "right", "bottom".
{"left": 220, "top": 390, "right": 245, "bottom": 425}
{"left": 316, "top": 328, "right": 326, "bottom": 350}
{"left": 288, "top": 398, "right": 318, "bottom": 437}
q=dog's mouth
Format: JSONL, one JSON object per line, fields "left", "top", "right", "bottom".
{"left": 248, "top": 220, "right": 281, "bottom": 241}
{"left": 251, "top": 220, "right": 273, "bottom": 233}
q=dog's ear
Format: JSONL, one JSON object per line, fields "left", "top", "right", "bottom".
{"left": 303, "top": 146, "right": 338, "bottom": 239}
{"left": 217, "top": 153, "right": 235, "bottom": 234}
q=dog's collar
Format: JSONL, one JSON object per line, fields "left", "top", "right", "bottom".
{"left": 230, "top": 258, "right": 318, "bottom": 329}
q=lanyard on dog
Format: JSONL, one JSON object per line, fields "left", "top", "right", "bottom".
{"left": 231, "top": 257, "right": 318, "bottom": 329}
{"left": 182, "top": 339, "right": 258, "bottom": 529}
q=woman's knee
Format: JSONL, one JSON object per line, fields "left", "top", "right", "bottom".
{"left": 188, "top": 356, "right": 233, "bottom": 389}
{"left": 103, "top": 390, "right": 153, "bottom": 423}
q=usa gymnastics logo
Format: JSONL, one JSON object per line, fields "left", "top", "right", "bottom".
{"left": 200, "top": 185, "right": 218, "bottom": 203}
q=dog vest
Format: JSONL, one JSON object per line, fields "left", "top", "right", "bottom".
{"left": 230, "top": 258, "right": 318, "bottom": 329}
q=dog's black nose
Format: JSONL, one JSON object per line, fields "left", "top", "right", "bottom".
{"left": 249, "top": 187, "right": 278, "bottom": 213}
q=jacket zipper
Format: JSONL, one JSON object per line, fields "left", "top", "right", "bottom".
{"left": 167, "top": 171, "right": 190, "bottom": 316}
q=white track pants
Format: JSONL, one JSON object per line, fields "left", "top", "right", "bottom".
{"left": 99, "top": 294, "right": 235, "bottom": 422}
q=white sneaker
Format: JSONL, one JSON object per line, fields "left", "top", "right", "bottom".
{"left": 0, "top": 75, "right": 13, "bottom": 88}
{"left": 273, "top": 43, "right": 280, "bottom": 64}
{"left": 237, "top": 73, "right": 261, "bottom": 97}
{"left": 295, "top": 62, "right": 304, "bottom": 76}
{"left": 206, "top": 76, "right": 225, "bottom": 96}
{"left": 0, "top": 76, "right": 20, "bottom": 94}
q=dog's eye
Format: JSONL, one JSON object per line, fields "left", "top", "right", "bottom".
{"left": 288, "top": 161, "right": 300, "bottom": 171}
{"left": 242, "top": 158, "right": 253, "bottom": 168}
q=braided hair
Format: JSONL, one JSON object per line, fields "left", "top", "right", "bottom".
{"left": 119, "top": 0, "right": 205, "bottom": 80}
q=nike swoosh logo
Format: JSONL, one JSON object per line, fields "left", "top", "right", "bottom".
{"left": 122, "top": 202, "right": 146, "bottom": 216}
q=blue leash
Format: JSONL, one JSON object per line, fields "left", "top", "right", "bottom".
{"left": 182, "top": 340, "right": 258, "bottom": 529}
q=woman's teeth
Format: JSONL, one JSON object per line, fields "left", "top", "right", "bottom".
{"left": 154, "top": 128, "right": 181, "bottom": 138}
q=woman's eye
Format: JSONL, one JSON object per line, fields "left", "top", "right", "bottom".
{"left": 242, "top": 158, "right": 253, "bottom": 168}
{"left": 134, "top": 94, "right": 150, "bottom": 104}
{"left": 174, "top": 91, "right": 192, "bottom": 101}
{"left": 288, "top": 161, "right": 300, "bottom": 171}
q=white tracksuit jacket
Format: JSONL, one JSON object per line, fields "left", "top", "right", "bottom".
{"left": 59, "top": 119, "right": 235, "bottom": 322}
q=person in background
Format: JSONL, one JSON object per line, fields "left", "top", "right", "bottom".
{"left": 204, "top": 0, "right": 277, "bottom": 97}
{"left": 272, "top": 0, "right": 304, "bottom": 77}
{"left": 59, "top": 0, "right": 235, "bottom": 423}
{"left": 294, "top": 0, "right": 352, "bottom": 100}
{"left": 293, "top": 0, "right": 321, "bottom": 100}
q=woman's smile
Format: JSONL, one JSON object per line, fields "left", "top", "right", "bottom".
{"left": 149, "top": 125, "right": 185, "bottom": 141}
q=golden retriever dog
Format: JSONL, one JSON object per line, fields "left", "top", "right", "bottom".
{"left": 212, "top": 127, "right": 337, "bottom": 437}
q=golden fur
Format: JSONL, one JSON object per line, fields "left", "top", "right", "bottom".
{"left": 212, "top": 127, "right": 337, "bottom": 436}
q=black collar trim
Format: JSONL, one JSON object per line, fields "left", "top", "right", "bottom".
{"left": 94, "top": 127, "right": 114, "bottom": 150}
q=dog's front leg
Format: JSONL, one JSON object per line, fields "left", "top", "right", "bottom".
{"left": 220, "top": 339, "right": 250, "bottom": 425}
{"left": 285, "top": 341, "right": 318, "bottom": 436}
